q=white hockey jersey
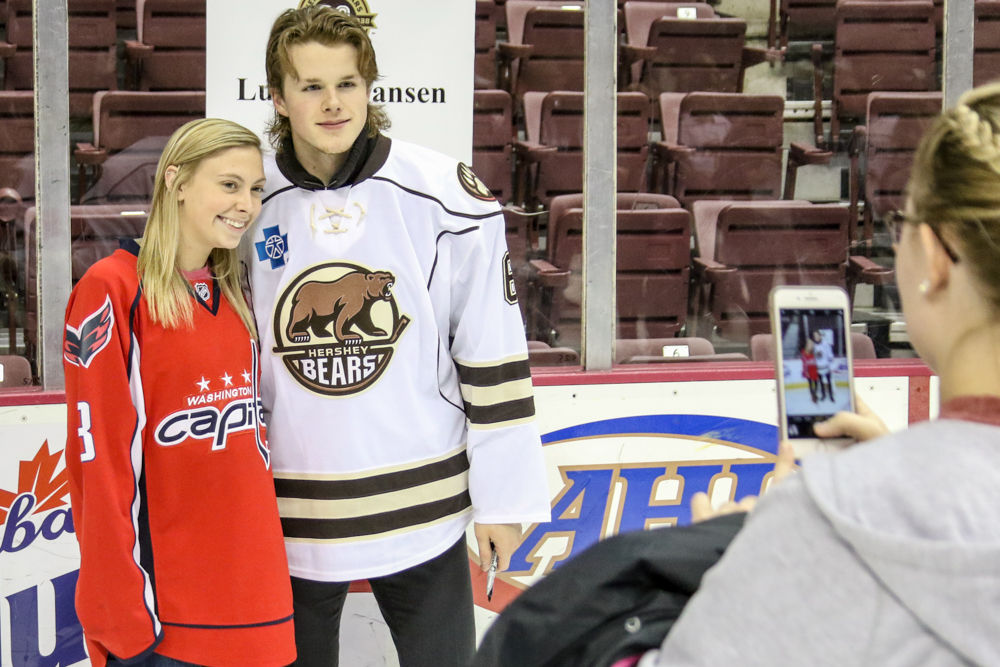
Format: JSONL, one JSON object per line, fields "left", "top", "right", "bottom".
{"left": 243, "top": 135, "right": 552, "bottom": 581}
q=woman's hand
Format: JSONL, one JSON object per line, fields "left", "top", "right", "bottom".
{"left": 473, "top": 523, "right": 523, "bottom": 572}
{"left": 812, "top": 395, "right": 889, "bottom": 443}
{"left": 690, "top": 440, "right": 798, "bottom": 523}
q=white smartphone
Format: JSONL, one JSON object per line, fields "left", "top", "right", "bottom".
{"left": 770, "top": 286, "right": 856, "bottom": 455}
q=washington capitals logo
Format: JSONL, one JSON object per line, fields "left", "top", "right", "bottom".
{"left": 256, "top": 226, "right": 289, "bottom": 270}
{"left": 64, "top": 296, "right": 115, "bottom": 368}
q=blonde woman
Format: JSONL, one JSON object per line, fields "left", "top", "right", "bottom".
{"left": 63, "top": 119, "right": 295, "bottom": 667}
{"left": 638, "top": 83, "right": 1000, "bottom": 666}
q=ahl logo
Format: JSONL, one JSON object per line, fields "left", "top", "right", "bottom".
{"left": 1, "top": 441, "right": 75, "bottom": 554}
{"left": 273, "top": 262, "right": 410, "bottom": 396}
{"left": 299, "top": 0, "right": 378, "bottom": 30}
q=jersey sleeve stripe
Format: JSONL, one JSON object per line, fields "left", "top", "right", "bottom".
{"left": 273, "top": 449, "right": 468, "bottom": 499}
{"left": 280, "top": 491, "right": 472, "bottom": 541}
{"left": 459, "top": 377, "right": 533, "bottom": 407}
{"left": 455, "top": 358, "right": 531, "bottom": 387}
{"left": 462, "top": 396, "right": 536, "bottom": 426}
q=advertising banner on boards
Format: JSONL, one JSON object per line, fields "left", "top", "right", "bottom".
{"left": 205, "top": 0, "right": 475, "bottom": 163}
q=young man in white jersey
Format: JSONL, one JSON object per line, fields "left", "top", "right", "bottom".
{"left": 242, "top": 7, "right": 552, "bottom": 666}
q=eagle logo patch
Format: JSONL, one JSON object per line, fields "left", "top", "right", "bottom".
{"left": 457, "top": 163, "right": 496, "bottom": 202}
{"left": 64, "top": 296, "right": 115, "bottom": 368}
{"left": 272, "top": 262, "right": 410, "bottom": 397}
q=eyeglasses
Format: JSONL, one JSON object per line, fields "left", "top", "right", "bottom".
{"left": 886, "top": 211, "right": 960, "bottom": 263}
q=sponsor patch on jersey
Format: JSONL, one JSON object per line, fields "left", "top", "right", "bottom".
{"left": 272, "top": 262, "right": 410, "bottom": 397}
{"left": 502, "top": 251, "right": 518, "bottom": 305}
{"left": 299, "top": 0, "right": 377, "bottom": 29}
{"left": 457, "top": 163, "right": 496, "bottom": 202}
{"left": 256, "top": 225, "right": 289, "bottom": 270}
{"left": 64, "top": 295, "right": 115, "bottom": 368}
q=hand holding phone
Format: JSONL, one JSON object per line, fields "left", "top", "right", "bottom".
{"left": 770, "top": 286, "right": 856, "bottom": 456}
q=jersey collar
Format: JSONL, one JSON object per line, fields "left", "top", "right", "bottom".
{"left": 275, "top": 131, "right": 391, "bottom": 191}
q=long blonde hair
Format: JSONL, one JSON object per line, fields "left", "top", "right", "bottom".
{"left": 908, "top": 82, "right": 1000, "bottom": 312}
{"left": 137, "top": 118, "right": 260, "bottom": 337}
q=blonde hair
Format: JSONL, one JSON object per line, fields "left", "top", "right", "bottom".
{"left": 265, "top": 6, "right": 390, "bottom": 149}
{"left": 137, "top": 118, "right": 260, "bottom": 337}
{"left": 908, "top": 82, "right": 1000, "bottom": 312}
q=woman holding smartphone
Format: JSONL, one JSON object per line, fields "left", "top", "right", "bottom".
{"left": 639, "top": 84, "right": 1000, "bottom": 665}
{"left": 63, "top": 119, "right": 295, "bottom": 667}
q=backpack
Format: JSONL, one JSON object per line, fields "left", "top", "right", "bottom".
{"left": 472, "top": 513, "right": 745, "bottom": 667}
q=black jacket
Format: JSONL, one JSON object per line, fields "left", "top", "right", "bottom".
{"left": 472, "top": 513, "right": 746, "bottom": 667}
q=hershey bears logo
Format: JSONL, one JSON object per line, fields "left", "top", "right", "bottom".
{"left": 298, "top": 0, "right": 378, "bottom": 29}
{"left": 273, "top": 262, "right": 410, "bottom": 396}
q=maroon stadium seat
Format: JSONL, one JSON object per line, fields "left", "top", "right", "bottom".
{"left": 117, "top": 0, "right": 136, "bottom": 29}
{"left": 0, "top": 0, "right": 118, "bottom": 117}
{"left": 621, "top": 2, "right": 777, "bottom": 98}
{"left": 847, "top": 92, "right": 942, "bottom": 246}
{"left": 476, "top": 0, "right": 499, "bottom": 90}
{"left": 515, "top": 91, "right": 651, "bottom": 209}
{"left": 473, "top": 90, "right": 515, "bottom": 205}
{"left": 499, "top": 2, "right": 585, "bottom": 110}
{"left": 976, "top": 0, "right": 1000, "bottom": 87}
{"left": 0, "top": 354, "right": 31, "bottom": 388}
{"left": 813, "top": 0, "right": 937, "bottom": 148}
{"left": 126, "top": 0, "right": 206, "bottom": 91}
{"left": 689, "top": 201, "right": 892, "bottom": 340}
{"left": 772, "top": 0, "right": 836, "bottom": 49}
{"left": 652, "top": 92, "right": 830, "bottom": 209}
{"left": 0, "top": 91, "right": 34, "bottom": 204}
{"left": 75, "top": 91, "right": 205, "bottom": 204}
{"left": 750, "top": 332, "right": 876, "bottom": 361}
{"left": 528, "top": 193, "right": 692, "bottom": 345}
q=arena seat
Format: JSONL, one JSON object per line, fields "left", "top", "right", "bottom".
{"left": 616, "top": 337, "right": 751, "bottom": 363}
{"left": 652, "top": 92, "right": 831, "bottom": 209}
{"left": 117, "top": 0, "right": 136, "bottom": 29}
{"left": 75, "top": 91, "right": 205, "bottom": 204}
{"left": 476, "top": 0, "right": 498, "bottom": 89}
{"left": 499, "top": 1, "right": 585, "bottom": 111}
{"left": 0, "top": 91, "right": 35, "bottom": 204}
{"left": 689, "top": 201, "right": 892, "bottom": 340}
{"left": 126, "top": 0, "right": 206, "bottom": 91}
{"left": 621, "top": 2, "right": 778, "bottom": 99}
{"left": 0, "top": 0, "right": 118, "bottom": 117}
{"left": 527, "top": 193, "right": 691, "bottom": 344}
{"left": 0, "top": 354, "right": 31, "bottom": 388}
{"left": 771, "top": 0, "right": 836, "bottom": 49}
{"left": 847, "top": 92, "right": 942, "bottom": 247}
{"left": 813, "top": 0, "right": 937, "bottom": 149}
{"left": 976, "top": 0, "right": 1000, "bottom": 87}
{"left": 473, "top": 90, "right": 514, "bottom": 205}
{"left": 750, "top": 332, "right": 877, "bottom": 361}
{"left": 515, "top": 91, "right": 650, "bottom": 209}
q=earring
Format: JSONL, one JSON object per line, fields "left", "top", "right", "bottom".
{"left": 918, "top": 280, "right": 930, "bottom": 294}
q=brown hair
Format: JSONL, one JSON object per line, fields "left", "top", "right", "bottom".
{"left": 265, "top": 6, "right": 390, "bottom": 148}
{"left": 908, "top": 82, "right": 1000, "bottom": 312}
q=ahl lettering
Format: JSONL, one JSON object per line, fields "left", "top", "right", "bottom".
{"left": 5, "top": 570, "right": 88, "bottom": 667}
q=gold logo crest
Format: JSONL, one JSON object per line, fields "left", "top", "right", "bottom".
{"left": 298, "top": 0, "right": 378, "bottom": 30}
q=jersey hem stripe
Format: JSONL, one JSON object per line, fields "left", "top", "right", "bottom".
{"left": 160, "top": 613, "right": 294, "bottom": 630}
{"left": 111, "top": 631, "right": 163, "bottom": 665}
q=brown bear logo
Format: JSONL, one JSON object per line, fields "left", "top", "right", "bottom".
{"left": 286, "top": 270, "right": 395, "bottom": 343}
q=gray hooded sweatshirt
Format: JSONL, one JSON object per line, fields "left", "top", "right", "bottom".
{"left": 640, "top": 401, "right": 1000, "bottom": 667}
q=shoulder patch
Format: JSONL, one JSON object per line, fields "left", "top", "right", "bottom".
{"left": 457, "top": 163, "right": 496, "bottom": 202}
{"left": 65, "top": 295, "right": 115, "bottom": 368}
{"left": 502, "top": 251, "right": 518, "bottom": 305}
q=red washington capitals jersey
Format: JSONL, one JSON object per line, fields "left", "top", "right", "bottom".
{"left": 63, "top": 241, "right": 295, "bottom": 667}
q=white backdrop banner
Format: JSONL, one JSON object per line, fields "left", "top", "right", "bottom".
{"left": 206, "top": 0, "right": 474, "bottom": 163}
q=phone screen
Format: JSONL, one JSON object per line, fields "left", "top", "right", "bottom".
{"left": 779, "top": 308, "right": 851, "bottom": 438}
